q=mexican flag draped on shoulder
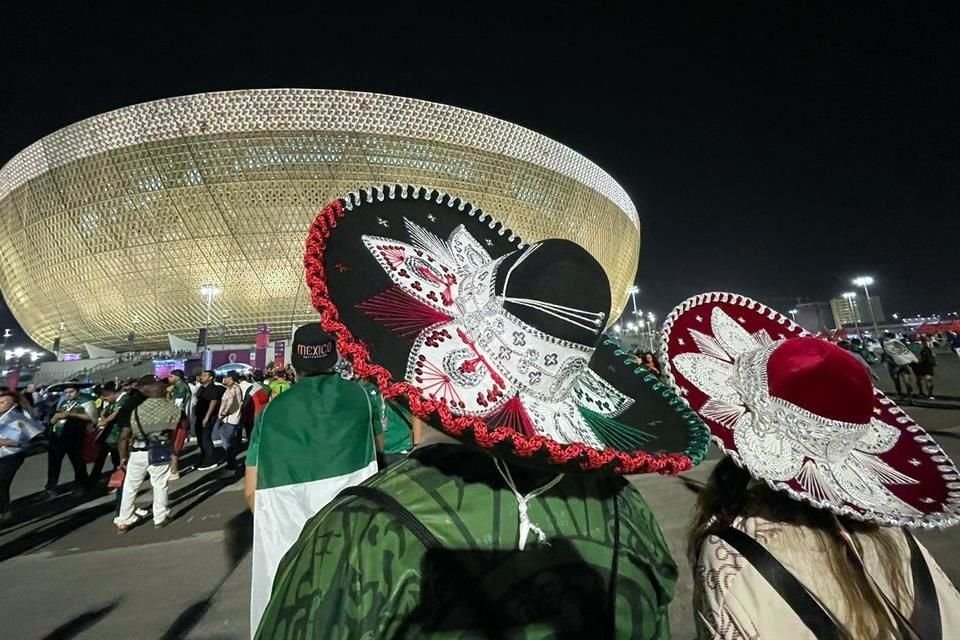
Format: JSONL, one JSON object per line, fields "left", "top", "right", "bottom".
{"left": 248, "top": 324, "right": 383, "bottom": 635}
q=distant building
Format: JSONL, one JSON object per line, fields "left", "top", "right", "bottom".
{"left": 796, "top": 302, "right": 835, "bottom": 332}
{"left": 830, "top": 295, "right": 885, "bottom": 329}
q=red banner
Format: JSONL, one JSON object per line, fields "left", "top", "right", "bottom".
{"left": 255, "top": 324, "right": 270, "bottom": 349}
{"left": 255, "top": 324, "right": 270, "bottom": 370}
{"left": 274, "top": 341, "right": 286, "bottom": 368}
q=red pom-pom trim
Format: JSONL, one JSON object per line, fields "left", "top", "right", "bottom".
{"left": 304, "top": 199, "right": 693, "bottom": 475}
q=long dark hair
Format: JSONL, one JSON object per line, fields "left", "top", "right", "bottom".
{"left": 640, "top": 351, "right": 660, "bottom": 371}
{"left": 689, "top": 457, "right": 910, "bottom": 638}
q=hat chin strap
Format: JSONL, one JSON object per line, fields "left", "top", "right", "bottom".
{"left": 492, "top": 457, "right": 564, "bottom": 550}
{"left": 501, "top": 296, "right": 606, "bottom": 332}
{"left": 500, "top": 243, "right": 606, "bottom": 333}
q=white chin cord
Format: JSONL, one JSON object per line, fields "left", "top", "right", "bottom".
{"left": 493, "top": 457, "right": 564, "bottom": 550}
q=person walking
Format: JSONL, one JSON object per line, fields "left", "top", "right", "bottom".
{"left": 255, "top": 189, "right": 710, "bottom": 639}
{"left": 916, "top": 336, "right": 937, "bottom": 398}
{"left": 236, "top": 373, "right": 269, "bottom": 444}
{"left": 882, "top": 337, "right": 919, "bottom": 399}
{"left": 661, "top": 293, "right": 960, "bottom": 639}
{"left": 193, "top": 370, "right": 224, "bottom": 471}
{"left": 167, "top": 369, "right": 192, "bottom": 414}
{"left": 0, "top": 390, "right": 43, "bottom": 524}
{"left": 219, "top": 371, "right": 244, "bottom": 470}
{"left": 114, "top": 377, "right": 181, "bottom": 532}
{"left": 89, "top": 382, "right": 130, "bottom": 486}
{"left": 950, "top": 331, "right": 960, "bottom": 358}
{"left": 45, "top": 383, "right": 98, "bottom": 497}
{"left": 166, "top": 369, "right": 191, "bottom": 479}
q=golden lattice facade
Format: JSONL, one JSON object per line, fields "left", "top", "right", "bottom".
{"left": 0, "top": 90, "right": 640, "bottom": 351}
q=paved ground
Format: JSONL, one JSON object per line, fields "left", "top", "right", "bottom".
{"left": 2, "top": 386, "right": 960, "bottom": 638}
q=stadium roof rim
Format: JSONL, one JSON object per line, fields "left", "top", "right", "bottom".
{"left": 0, "top": 88, "right": 639, "bottom": 229}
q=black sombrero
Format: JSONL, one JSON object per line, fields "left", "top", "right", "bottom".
{"left": 305, "top": 184, "right": 709, "bottom": 474}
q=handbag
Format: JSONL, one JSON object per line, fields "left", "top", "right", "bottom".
{"left": 133, "top": 407, "right": 174, "bottom": 466}
{"left": 81, "top": 428, "right": 101, "bottom": 464}
{"left": 108, "top": 466, "right": 126, "bottom": 489}
{"left": 172, "top": 415, "right": 189, "bottom": 455}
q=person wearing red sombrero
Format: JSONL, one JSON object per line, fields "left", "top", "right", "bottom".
{"left": 253, "top": 185, "right": 711, "bottom": 639}
{"left": 660, "top": 292, "right": 960, "bottom": 639}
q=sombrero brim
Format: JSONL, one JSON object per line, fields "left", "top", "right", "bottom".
{"left": 660, "top": 292, "right": 960, "bottom": 528}
{"left": 304, "top": 184, "right": 710, "bottom": 474}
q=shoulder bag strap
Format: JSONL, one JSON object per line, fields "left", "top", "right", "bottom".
{"left": 133, "top": 406, "right": 147, "bottom": 440}
{"left": 904, "top": 531, "right": 941, "bottom": 640}
{"left": 715, "top": 527, "right": 844, "bottom": 640}
{"left": 340, "top": 485, "right": 441, "bottom": 550}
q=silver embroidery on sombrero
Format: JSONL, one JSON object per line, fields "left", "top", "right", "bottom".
{"left": 574, "top": 368, "right": 636, "bottom": 418}
{"left": 672, "top": 306, "right": 920, "bottom": 518}
{"left": 403, "top": 218, "right": 491, "bottom": 278}
{"left": 477, "top": 305, "right": 593, "bottom": 402}
{"left": 522, "top": 394, "right": 603, "bottom": 449}
{"left": 364, "top": 220, "right": 631, "bottom": 447}
{"left": 363, "top": 234, "right": 461, "bottom": 312}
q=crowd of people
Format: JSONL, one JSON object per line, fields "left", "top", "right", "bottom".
{"left": 837, "top": 333, "right": 945, "bottom": 400}
{"left": 0, "top": 361, "right": 354, "bottom": 530}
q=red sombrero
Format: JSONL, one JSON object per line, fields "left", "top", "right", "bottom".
{"left": 303, "top": 184, "right": 710, "bottom": 475}
{"left": 660, "top": 292, "right": 960, "bottom": 528}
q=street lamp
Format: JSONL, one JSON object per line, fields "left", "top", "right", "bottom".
{"left": 628, "top": 286, "right": 640, "bottom": 322}
{"left": 841, "top": 291, "right": 862, "bottom": 340}
{"left": 852, "top": 275, "right": 880, "bottom": 337}
{"left": 200, "top": 283, "right": 220, "bottom": 368}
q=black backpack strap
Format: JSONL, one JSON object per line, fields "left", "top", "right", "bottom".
{"left": 905, "top": 531, "right": 941, "bottom": 640}
{"left": 340, "top": 485, "right": 441, "bottom": 550}
{"left": 715, "top": 527, "right": 843, "bottom": 640}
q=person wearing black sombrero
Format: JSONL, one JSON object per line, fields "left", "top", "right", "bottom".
{"left": 254, "top": 186, "right": 711, "bottom": 639}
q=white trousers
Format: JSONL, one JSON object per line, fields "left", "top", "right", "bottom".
{"left": 113, "top": 450, "right": 170, "bottom": 525}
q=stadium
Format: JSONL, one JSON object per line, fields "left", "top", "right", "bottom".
{"left": 0, "top": 89, "right": 640, "bottom": 352}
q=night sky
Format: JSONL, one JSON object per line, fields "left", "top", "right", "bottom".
{"left": 1, "top": 4, "right": 958, "bottom": 349}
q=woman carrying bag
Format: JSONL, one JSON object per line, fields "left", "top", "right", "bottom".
{"left": 114, "top": 377, "right": 181, "bottom": 533}
{"left": 661, "top": 293, "right": 960, "bottom": 639}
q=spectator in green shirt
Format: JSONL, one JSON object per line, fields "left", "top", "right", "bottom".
{"left": 45, "top": 383, "right": 98, "bottom": 497}
{"left": 373, "top": 394, "right": 423, "bottom": 467}
{"left": 89, "top": 382, "right": 130, "bottom": 486}
{"left": 166, "top": 369, "right": 192, "bottom": 479}
{"left": 167, "top": 369, "right": 193, "bottom": 413}
{"left": 266, "top": 371, "right": 291, "bottom": 398}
